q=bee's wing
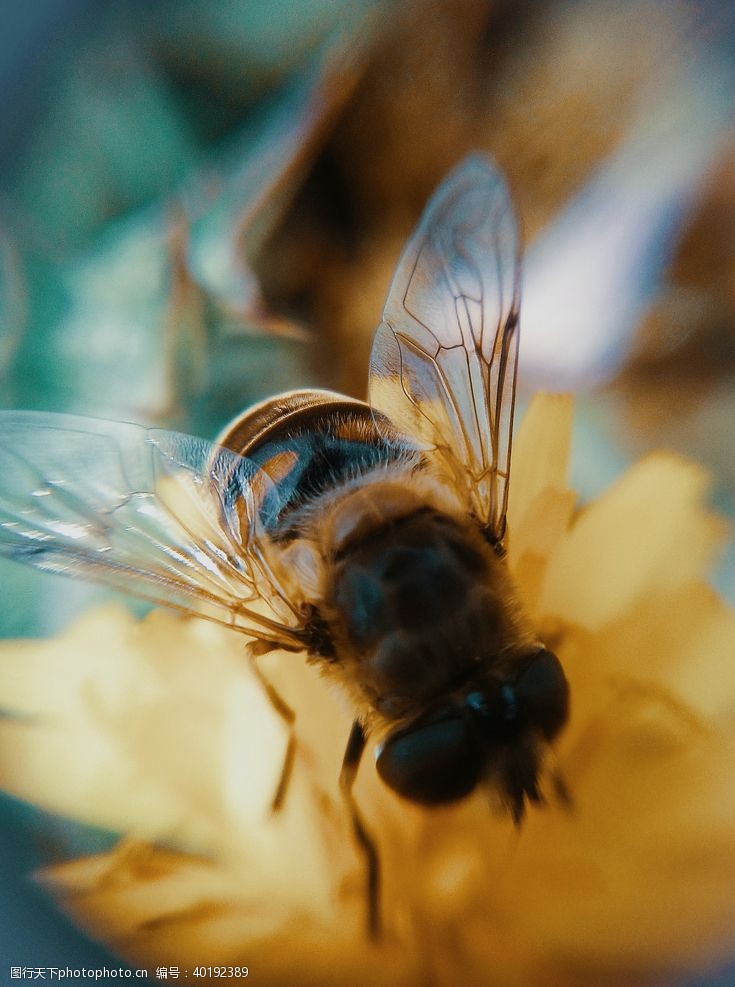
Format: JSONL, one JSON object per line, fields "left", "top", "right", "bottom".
{"left": 369, "top": 155, "right": 520, "bottom": 543}
{"left": 0, "top": 412, "right": 306, "bottom": 648}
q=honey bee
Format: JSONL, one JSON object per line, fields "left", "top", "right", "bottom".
{"left": 0, "top": 155, "right": 569, "bottom": 933}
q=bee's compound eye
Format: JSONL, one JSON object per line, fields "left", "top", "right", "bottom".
{"left": 376, "top": 713, "right": 482, "bottom": 805}
{"left": 516, "top": 648, "right": 570, "bottom": 741}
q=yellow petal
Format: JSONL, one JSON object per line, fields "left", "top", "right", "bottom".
{"left": 541, "top": 453, "right": 726, "bottom": 629}
{"left": 507, "top": 391, "right": 574, "bottom": 535}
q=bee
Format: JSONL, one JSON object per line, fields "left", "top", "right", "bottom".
{"left": 0, "top": 155, "right": 569, "bottom": 934}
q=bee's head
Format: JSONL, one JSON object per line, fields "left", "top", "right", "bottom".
{"left": 375, "top": 648, "right": 569, "bottom": 815}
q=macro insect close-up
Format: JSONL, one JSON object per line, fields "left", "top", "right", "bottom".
{"left": 4, "top": 3, "right": 735, "bottom": 984}
{"left": 0, "top": 156, "right": 570, "bottom": 935}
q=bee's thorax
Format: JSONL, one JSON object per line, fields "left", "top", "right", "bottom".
{"left": 321, "top": 486, "right": 529, "bottom": 720}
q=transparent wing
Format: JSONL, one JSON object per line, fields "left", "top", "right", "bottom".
{"left": 0, "top": 412, "right": 307, "bottom": 648}
{"left": 369, "top": 154, "right": 521, "bottom": 543}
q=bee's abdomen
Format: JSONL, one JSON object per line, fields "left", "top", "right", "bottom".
{"left": 216, "top": 390, "right": 404, "bottom": 537}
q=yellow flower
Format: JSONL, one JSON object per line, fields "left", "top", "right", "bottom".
{"left": 1, "top": 392, "right": 735, "bottom": 986}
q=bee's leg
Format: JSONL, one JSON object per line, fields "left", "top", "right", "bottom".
{"left": 248, "top": 653, "right": 296, "bottom": 813}
{"left": 551, "top": 767, "right": 573, "bottom": 809}
{"left": 340, "top": 720, "right": 381, "bottom": 938}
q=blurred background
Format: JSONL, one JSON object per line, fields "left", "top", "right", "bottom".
{"left": 1, "top": 0, "right": 735, "bottom": 981}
